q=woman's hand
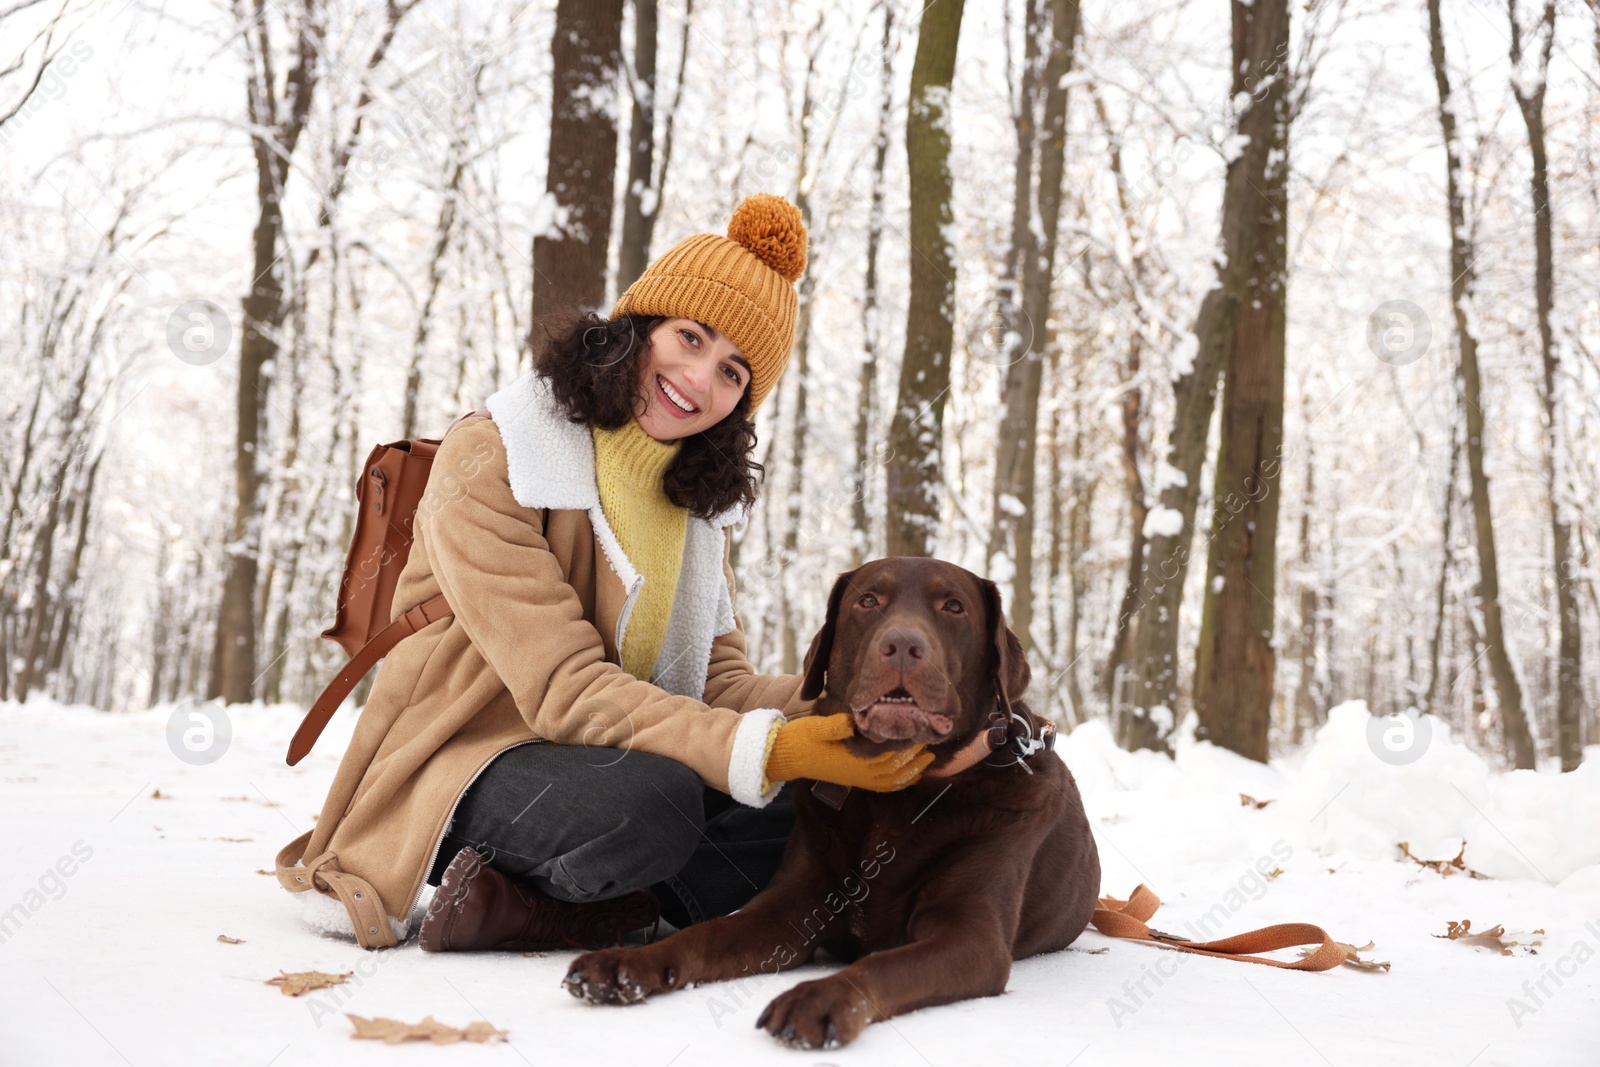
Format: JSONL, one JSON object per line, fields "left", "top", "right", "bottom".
{"left": 763, "top": 713, "right": 934, "bottom": 792}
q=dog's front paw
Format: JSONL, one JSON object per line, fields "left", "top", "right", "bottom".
{"left": 563, "top": 946, "right": 680, "bottom": 1006}
{"left": 756, "top": 977, "right": 872, "bottom": 1049}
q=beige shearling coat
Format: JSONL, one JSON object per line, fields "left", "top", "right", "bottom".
{"left": 275, "top": 371, "right": 815, "bottom": 947}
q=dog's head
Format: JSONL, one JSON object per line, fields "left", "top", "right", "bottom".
{"left": 799, "top": 557, "right": 1030, "bottom": 748}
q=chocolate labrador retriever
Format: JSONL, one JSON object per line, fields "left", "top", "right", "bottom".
{"left": 564, "top": 557, "right": 1101, "bottom": 1048}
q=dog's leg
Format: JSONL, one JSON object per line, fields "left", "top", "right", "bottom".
{"left": 757, "top": 846, "right": 1028, "bottom": 1049}
{"left": 564, "top": 861, "right": 834, "bottom": 1006}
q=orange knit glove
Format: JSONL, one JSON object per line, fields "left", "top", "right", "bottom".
{"left": 763, "top": 713, "right": 934, "bottom": 792}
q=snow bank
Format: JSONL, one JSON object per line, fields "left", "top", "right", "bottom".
{"left": 1274, "top": 702, "right": 1600, "bottom": 885}
{"left": 1061, "top": 700, "right": 1600, "bottom": 889}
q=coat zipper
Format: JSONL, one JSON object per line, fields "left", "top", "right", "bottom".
{"left": 405, "top": 737, "right": 542, "bottom": 926}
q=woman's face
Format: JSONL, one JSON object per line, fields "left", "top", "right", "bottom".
{"left": 633, "top": 317, "right": 751, "bottom": 441}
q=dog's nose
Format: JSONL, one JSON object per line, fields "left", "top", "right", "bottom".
{"left": 878, "top": 627, "right": 928, "bottom": 672}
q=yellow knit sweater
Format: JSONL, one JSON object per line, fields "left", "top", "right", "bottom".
{"left": 591, "top": 419, "right": 689, "bottom": 681}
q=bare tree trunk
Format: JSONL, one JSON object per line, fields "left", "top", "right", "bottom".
{"left": 403, "top": 120, "right": 472, "bottom": 439}
{"left": 1424, "top": 412, "right": 1461, "bottom": 716}
{"left": 852, "top": 3, "right": 893, "bottom": 566}
{"left": 1510, "top": 0, "right": 1582, "bottom": 770}
{"left": 778, "top": 11, "right": 823, "bottom": 676}
{"left": 148, "top": 541, "right": 173, "bottom": 706}
{"left": 0, "top": 369, "right": 48, "bottom": 700}
{"left": 1092, "top": 85, "right": 1148, "bottom": 703}
{"left": 1192, "top": 25, "right": 1291, "bottom": 762}
{"left": 988, "top": 0, "right": 1080, "bottom": 656}
{"left": 778, "top": 9, "right": 859, "bottom": 671}
{"left": 1428, "top": 0, "right": 1536, "bottom": 768}
{"left": 44, "top": 450, "right": 101, "bottom": 680}
{"left": 1292, "top": 424, "right": 1323, "bottom": 741}
{"left": 1122, "top": 0, "right": 1288, "bottom": 753}
{"left": 1063, "top": 359, "right": 1092, "bottom": 723}
{"left": 887, "top": 0, "right": 966, "bottom": 559}
{"left": 620, "top": 0, "right": 692, "bottom": 293}
{"left": 18, "top": 344, "right": 93, "bottom": 698}
{"left": 1047, "top": 361, "right": 1065, "bottom": 714}
{"left": 617, "top": 0, "right": 657, "bottom": 292}
{"left": 530, "top": 0, "right": 624, "bottom": 341}
{"left": 211, "top": 0, "right": 322, "bottom": 704}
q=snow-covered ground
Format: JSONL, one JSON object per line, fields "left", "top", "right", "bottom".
{"left": 2, "top": 697, "right": 1596, "bottom": 1066}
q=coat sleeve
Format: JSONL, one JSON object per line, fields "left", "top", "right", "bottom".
{"left": 700, "top": 529, "right": 821, "bottom": 719}
{"left": 414, "top": 420, "right": 785, "bottom": 806}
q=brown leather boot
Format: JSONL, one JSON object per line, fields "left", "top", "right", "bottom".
{"left": 418, "top": 847, "right": 662, "bottom": 953}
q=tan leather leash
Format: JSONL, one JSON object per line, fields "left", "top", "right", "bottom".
{"left": 1091, "top": 884, "right": 1345, "bottom": 971}
{"left": 813, "top": 702, "right": 1056, "bottom": 807}
{"left": 921, "top": 703, "right": 1056, "bottom": 780}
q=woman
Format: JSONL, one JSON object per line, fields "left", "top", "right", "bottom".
{"left": 275, "top": 194, "right": 932, "bottom": 952}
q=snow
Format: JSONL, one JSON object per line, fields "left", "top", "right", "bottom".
{"left": 2, "top": 697, "right": 1596, "bottom": 1065}
{"left": 1220, "top": 133, "right": 1251, "bottom": 164}
{"left": 1170, "top": 331, "right": 1199, "bottom": 378}
{"left": 1143, "top": 504, "right": 1185, "bottom": 539}
{"left": 1147, "top": 703, "right": 1175, "bottom": 735}
{"left": 529, "top": 191, "right": 571, "bottom": 241}
{"left": 1153, "top": 460, "right": 1189, "bottom": 492}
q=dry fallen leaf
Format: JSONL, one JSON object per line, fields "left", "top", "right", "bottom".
{"left": 151, "top": 788, "right": 168, "bottom": 799}
{"left": 1398, "top": 841, "right": 1484, "bottom": 878}
{"left": 217, "top": 935, "right": 244, "bottom": 945}
{"left": 255, "top": 869, "right": 273, "bottom": 876}
{"left": 1311, "top": 940, "right": 1390, "bottom": 972}
{"left": 1265, "top": 867, "right": 1285, "bottom": 881}
{"left": 347, "top": 1014, "right": 507, "bottom": 1045}
{"left": 1239, "top": 793, "right": 1273, "bottom": 809}
{"left": 1434, "top": 919, "right": 1539, "bottom": 956}
{"left": 266, "top": 970, "right": 353, "bottom": 997}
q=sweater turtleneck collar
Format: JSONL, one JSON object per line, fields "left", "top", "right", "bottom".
{"left": 590, "top": 417, "right": 683, "bottom": 490}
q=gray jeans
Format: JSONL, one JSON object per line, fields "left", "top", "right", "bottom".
{"left": 427, "top": 742, "right": 795, "bottom": 928}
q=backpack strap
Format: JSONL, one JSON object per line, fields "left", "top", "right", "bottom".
{"left": 1091, "top": 884, "right": 1345, "bottom": 971}
{"left": 285, "top": 410, "right": 492, "bottom": 767}
{"left": 275, "top": 831, "right": 398, "bottom": 949}
{"left": 286, "top": 594, "right": 454, "bottom": 766}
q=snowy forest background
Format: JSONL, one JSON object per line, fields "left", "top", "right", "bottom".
{"left": 3, "top": 0, "right": 1598, "bottom": 773}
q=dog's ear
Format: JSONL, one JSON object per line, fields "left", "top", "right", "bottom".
{"left": 978, "top": 578, "right": 1030, "bottom": 713}
{"left": 801, "top": 568, "right": 860, "bottom": 700}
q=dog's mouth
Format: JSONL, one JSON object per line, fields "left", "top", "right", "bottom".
{"left": 849, "top": 686, "right": 954, "bottom": 743}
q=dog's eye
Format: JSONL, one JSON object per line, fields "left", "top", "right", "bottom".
{"left": 857, "top": 593, "right": 878, "bottom": 609}
{"left": 942, "top": 599, "right": 964, "bottom": 614}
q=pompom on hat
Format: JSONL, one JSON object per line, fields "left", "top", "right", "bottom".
{"left": 612, "top": 193, "right": 807, "bottom": 414}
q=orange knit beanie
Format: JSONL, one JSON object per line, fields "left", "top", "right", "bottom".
{"left": 612, "top": 193, "right": 807, "bottom": 414}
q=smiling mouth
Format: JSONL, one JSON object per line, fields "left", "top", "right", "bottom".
{"left": 850, "top": 687, "right": 954, "bottom": 741}
{"left": 657, "top": 375, "right": 699, "bottom": 416}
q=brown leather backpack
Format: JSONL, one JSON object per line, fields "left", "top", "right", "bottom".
{"left": 284, "top": 409, "right": 491, "bottom": 766}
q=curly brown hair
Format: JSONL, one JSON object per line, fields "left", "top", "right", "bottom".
{"left": 533, "top": 311, "right": 765, "bottom": 521}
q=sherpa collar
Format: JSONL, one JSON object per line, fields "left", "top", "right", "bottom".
{"left": 483, "top": 370, "right": 742, "bottom": 699}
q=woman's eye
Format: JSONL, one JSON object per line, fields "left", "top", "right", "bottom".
{"left": 680, "top": 328, "right": 699, "bottom": 347}
{"left": 722, "top": 365, "right": 742, "bottom": 386}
